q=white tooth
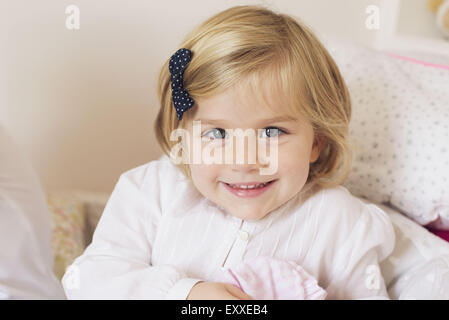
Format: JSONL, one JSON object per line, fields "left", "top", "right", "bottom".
{"left": 230, "top": 183, "right": 268, "bottom": 189}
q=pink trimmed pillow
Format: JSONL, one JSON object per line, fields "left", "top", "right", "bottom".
{"left": 323, "top": 37, "right": 449, "bottom": 230}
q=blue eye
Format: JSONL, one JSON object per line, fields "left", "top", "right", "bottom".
{"left": 203, "top": 128, "right": 227, "bottom": 140}
{"left": 260, "top": 127, "right": 285, "bottom": 138}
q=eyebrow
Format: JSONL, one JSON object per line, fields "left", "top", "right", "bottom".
{"left": 193, "top": 115, "right": 298, "bottom": 126}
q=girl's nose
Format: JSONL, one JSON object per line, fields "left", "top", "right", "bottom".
{"left": 227, "top": 134, "right": 265, "bottom": 172}
{"left": 230, "top": 161, "right": 260, "bottom": 173}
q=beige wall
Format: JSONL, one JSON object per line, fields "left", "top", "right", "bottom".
{"left": 1, "top": 0, "right": 383, "bottom": 194}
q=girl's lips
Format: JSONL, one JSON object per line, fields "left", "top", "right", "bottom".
{"left": 221, "top": 179, "right": 277, "bottom": 198}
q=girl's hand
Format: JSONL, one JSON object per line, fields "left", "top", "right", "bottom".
{"left": 186, "top": 281, "right": 253, "bottom": 300}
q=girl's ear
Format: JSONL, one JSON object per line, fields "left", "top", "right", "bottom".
{"left": 309, "top": 135, "right": 326, "bottom": 163}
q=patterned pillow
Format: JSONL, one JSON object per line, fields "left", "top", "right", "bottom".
{"left": 47, "top": 193, "right": 87, "bottom": 280}
{"left": 323, "top": 37, "right": 449, "bottom": 229}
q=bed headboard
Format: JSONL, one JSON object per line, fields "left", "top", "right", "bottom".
{"left": 375, "top": 0, "right": 449, "bottom": 55}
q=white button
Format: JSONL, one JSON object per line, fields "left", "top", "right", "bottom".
{"left": 237, "top": 230, "right": 249, "bottom": 241}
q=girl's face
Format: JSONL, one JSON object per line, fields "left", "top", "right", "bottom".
{"left": 185, "top": 85, "right": 324, "bottom": 221}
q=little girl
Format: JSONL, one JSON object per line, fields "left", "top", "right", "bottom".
{"left": 62, "top": 5, "right": 395, "bottom": 300}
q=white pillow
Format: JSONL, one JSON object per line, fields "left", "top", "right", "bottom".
{"left": 0, "top": 124, "right": 66, "bottom": 299}
{"left": 323, "top": 37, "right": 449, "bottom": 229}
{"left": 367, "top": 200, "right": 449, "bottom": 300}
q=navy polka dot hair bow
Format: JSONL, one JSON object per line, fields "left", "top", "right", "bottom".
{"left": 169, "top": 48, "right": 195, "bottom": 120}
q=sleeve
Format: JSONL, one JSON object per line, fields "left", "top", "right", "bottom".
{"left": 324, "top": 203, "right": 396, "bottom": 300}
{"left": 61, "top": 159, "right": 203, "bottom": 299}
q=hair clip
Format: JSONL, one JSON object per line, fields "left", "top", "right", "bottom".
{"left": 169, "top": 48, "right": 195, "bottom": 120}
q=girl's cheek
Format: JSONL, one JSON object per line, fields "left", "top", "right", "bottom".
{"left": 278, "top": 146, "right": 311, "bottom": 172}
{"left": 191, "top": 164, "right": 218, "bottom": 183}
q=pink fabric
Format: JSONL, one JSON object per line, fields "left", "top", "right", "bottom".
{"left": 427, "top": 228, "right": 449, "bottom": 243}
{"left": 385, "top": 52, "right": 449, "bottom": 70}
{"left": 212, "top": 256, "right": 327, "bottom": 300}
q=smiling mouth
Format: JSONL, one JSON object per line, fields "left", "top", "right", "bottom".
{"left": 220, "top": 179, "right": 277, "bottom": 198}
{"left": 223, "top": 180, "right": 276, "bottom": 190}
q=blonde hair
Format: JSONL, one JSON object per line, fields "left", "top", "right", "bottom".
{"left": 155, "top": 5, "right": 353, "bottom": 200}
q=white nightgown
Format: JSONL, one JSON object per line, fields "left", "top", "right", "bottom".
{"left": 62, "top": 155, "right": 395, "bottom": 300}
